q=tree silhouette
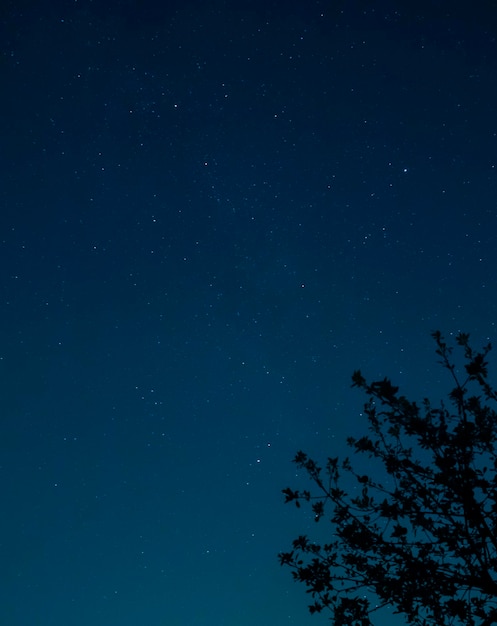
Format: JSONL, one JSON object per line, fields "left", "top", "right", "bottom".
{"left": 279, "top": 332, "right": 497, "bottom": 626}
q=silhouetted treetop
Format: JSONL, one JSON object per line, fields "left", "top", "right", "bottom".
{"left": 279, "top": 331, "right": 497, "bottom": 626}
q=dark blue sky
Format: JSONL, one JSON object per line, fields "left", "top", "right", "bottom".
{"left": 1, "top": 1, "right": 497, "bottom": 625}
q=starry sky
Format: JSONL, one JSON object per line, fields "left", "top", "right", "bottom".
{"left": 1, "top": 1, "right": 497, "bottom": 625}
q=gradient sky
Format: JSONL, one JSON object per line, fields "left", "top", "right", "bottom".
{"left": 1, "top": 1, "right": 497, "bottom": 625}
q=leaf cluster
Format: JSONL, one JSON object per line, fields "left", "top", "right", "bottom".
{"left": 279, "top": 332, "right": 497, "bottom": 626}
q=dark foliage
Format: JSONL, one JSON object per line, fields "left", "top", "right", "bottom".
{"left": 279, "top": 332, "right": 497, "bottom": 626}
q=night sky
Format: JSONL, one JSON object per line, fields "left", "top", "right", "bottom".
{"left": 2, "top": 1, "right": 497, "bottom": 625}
